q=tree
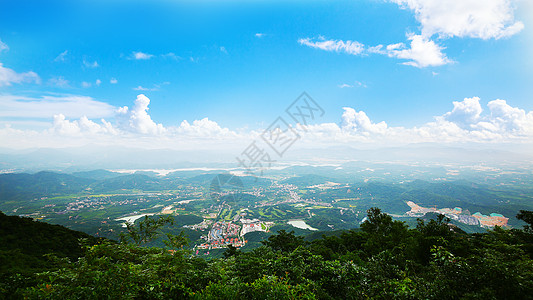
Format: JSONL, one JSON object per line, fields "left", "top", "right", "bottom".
{"left": 360, "top": 207, "right": 409, "bottom": 257}
{"left": 261, "top": 230, "right": 306, "bottom": 253}
{"left": 414, "top": 213, "right": 453, "bottom": 264}
{"left": 120, "top": 215, "right": 174, "bottom": 245}
{"left": 360, "top": 207, "right": 395, "bottom": 234}
{"left": 164, "top": 231, "right": 190, "bottom": 250}
{"left": 517, "top": 210, "right": 533, "bottom": 234}
{"left": 222, "top": 244, "right": 240, "bottom": 258}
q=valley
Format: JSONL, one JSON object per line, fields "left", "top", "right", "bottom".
{"left": 2, "top": 161, "right": 532, "bottom": 254}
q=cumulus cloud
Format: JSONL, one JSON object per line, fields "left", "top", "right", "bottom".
{"left": 300, "top": 1, "right": 522, "bottom": 67}
{"left": 51, "top": 114, "right": 117, "bottom": 136}
{"left": 51, "top": 114, "right": 82, "bottom": 135}
{"left": 442, "top": 97, "right": 483, "bottom": 128}
{"left": 176, "top": 118, "right": 236, "bottom": 138}
{"left": 290, "top": 108, "right": 392, "bottom": 145}
{"left": 298, "top": 37, "right": 365, "bottom": 55}
{"left": 0, "top": 63, "right": 40, "bottom": 86}
{"left": 384, "top": 34, "right": 452, "bottom": 67}
{"left": 390, "top": 0, "right": 524, "bottom": 39}
{"left": 131, "top": 51, "right": 153, "bottom": 60}
{"left": 110, "top": 78, "right": 118, "bottom": 84}
{"left": 0, "top": 94, "right": 244, "bottom": 148}
{"left": 341, "top": 107, "right": 389, "bottom": 135}
{"left": 48, "top": 94, "right": 238, "bottom": 138}
{"left": 2, "top": 93, "right": 532, "bottom": 149}
{"left": 255, "top": 33, "right": 265, "bottom": 38}
{"left": 297, "top": 97, "right": 533, "bottom": 145}
{"left": 484, "top": 99, "right": 533, "bottom": 135}
{"left": 81, "top": 81, "right": 91, "bottom": 88}
{"left": 117, "top": 94, "right": 165, "bottom": 135}
{"left": 419, "top": 97, "right": 533, "bottom": 141}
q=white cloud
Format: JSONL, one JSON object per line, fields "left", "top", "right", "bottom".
{"left": 176, "top": 118, "right": 236, "bottom": 138}
{"left": 162, "top": 52, "right": 181, "bottom": 60}
{"left": 95, "top": 79, "right": 101, "bottom": 86}
{"left": 298, "top": 37, "right": 365, "bottom": 55}
{"left": 2, "top": 94, "right": 532, "bottom": 150}
{"left": 341, "top": 107, "right": 389, "bottom": 135}
{"left": 356, "top": 81, "right": 367, "bottom": 88}
{"left": 255, "top": 33, "right": 265, "bottom": 38}
{"left": 220, "top": 46, "right": 228, "bottom": 54}
{"left": 82, "top": 58, "right": 99, "bottom": 68}
{"left": 110, "top": 78, "right": 118, "bottom": 84}
{"left": 339, "top": 81, "right": 367, "bottom": 88}
{"left": 297, "top": 97, "right": 533, "bottom": 144}
{"left": 1, "top": 94, "right": 244, "bottom": 148}
{"left": 300, "top": 35, "right": 450, "bottom": 68}
{"left": 54, "top": 50, "right": 68, "bottom": 62}
{"left": 0, "top": 37, "right": 37, "bottom": 86}
{"left": 81, "top": 81, "right": 91, "bottom": 88}
{"left": 484, "top": 99, "right": 533, "bottom": 135}
{"left": 48, "top": 76, "right": 70, "bottom": 88}
{"left": 442, "top": 96, "right": 483, "bottom": 128}
{"left": 0, "top": 63, "right": 41, "bottom": 86}
{"left": 417, "top": 97, "right": 533, "bottom": 142}
{"left": 51, "top": 114, "right": 118, "bottom": 136}
{"left": 0, "top": 39, "right": 9, "bottom": 52}
{"left": 133, "top": 85, "right": 158, "bottom": 91}
{"left": 386, "top": 34, "right": 452, "bottom": 67}
{"left": 132, "top": 82, "right": 168, "bottom": 92}
{"left": 117, "top": 94, "right": 165, "bottom": 135}
{"left": 51, "top": 114, "right": 81, "bottom": 135}
{"left": 0, "top": 94, "right": 116, "bottom": 119}
{"left": 299, "top": 1, "right": 522, "bottom": 68}
{"left": 390, "top": 0, "right": 524, "bottom": 39}
{"left": 131, "top": 51, "right": 154, "bottom": 60}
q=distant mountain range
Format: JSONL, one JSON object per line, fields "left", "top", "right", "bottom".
{"left": 1, "top": 169, "right": 532, "bottom": 227}
{"left": 1, "top": 144, "right": 532, "bottom": 172}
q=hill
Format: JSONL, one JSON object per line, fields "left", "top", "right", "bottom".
{"left": 7, "top": 208, "right": 533, "bottom": 299}
{"left": 0, "top": 171, "right": 95, "bottom": 202}
{"left": 0, "top": 211, "right": 100, "bottom": 276}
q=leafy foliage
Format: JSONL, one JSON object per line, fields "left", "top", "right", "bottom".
{"left": 119, "top": 215, "right": 175, "bottom": 245}
{"left": 2, "top": 208, "right": 533, "bottom": 299}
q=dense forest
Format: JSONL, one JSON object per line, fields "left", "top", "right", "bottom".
{"left": 1, "top": 208, "right": 533, "bottom": 299}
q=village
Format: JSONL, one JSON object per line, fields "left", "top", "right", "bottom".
{"left": 192, "top": 217, "right": 274, "bottom": 250}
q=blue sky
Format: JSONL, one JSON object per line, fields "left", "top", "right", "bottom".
{"left": 0, "top": 0, "right": 532, "bottom": 150}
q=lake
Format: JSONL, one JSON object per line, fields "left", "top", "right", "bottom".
{"left": 287, "top": 219, "right": 318, "bottom": 231}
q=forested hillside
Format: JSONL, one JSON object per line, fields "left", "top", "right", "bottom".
{"left": 2, "top": 208, "right": 533, "bottom": 299}
{"left": 0, "top": 211, "right": 99, "bottom": 275}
